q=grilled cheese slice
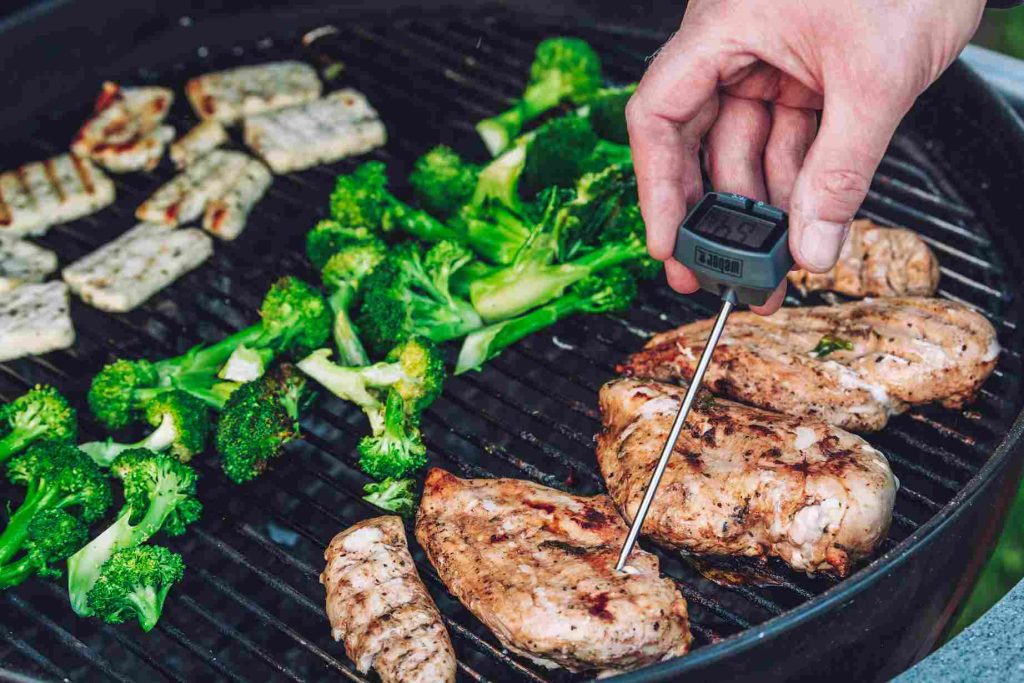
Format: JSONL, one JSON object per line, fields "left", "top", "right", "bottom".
{"left": 63, "top": 223, "right": 213, "bottom": 312}
{"left": 185, "top": 61, "right": 322, "bottom": 124}
{"left": 0, "top": 282, "right": 75, "bottom": 362}
{"left": 202, "top": 157, "right": 272, "bottom": 240}
{"left": 243, "top": 89, "right": 386, "bottom": 173}
{"left": 0, "top": 239, "right": 59, "bottom": 294}
{"left": 136, "top": 149, "right": 250, "bottom": 226}
{"left": 0, "top": 154, "right": 115, "bottom": 238}
{"left": 73, "top": 82, "right": 175, "bottom": 172}
{"left": 170, "top": 120, "right": 229, "bottom": 168}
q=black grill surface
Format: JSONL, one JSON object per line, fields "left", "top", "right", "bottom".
{"left": 1, "top": 14, "right": 1022, "bottom": 683}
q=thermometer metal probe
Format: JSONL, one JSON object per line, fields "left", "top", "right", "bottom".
{"left": 615, "top": 192, "right": 794, "bottom": 571}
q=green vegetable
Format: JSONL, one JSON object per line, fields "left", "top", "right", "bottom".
{"left": 0, "top": 509, "right": 89, "bottom": 589}
{"left": 305, "top": 219, "right": 376, "bottom": 271}
{"left": 0, "top": 385, "right": 77, "bottom": 464}
{"left": 67, "top": 449, "right": 200, "bottom": 616}
{"left": 580, "top": 84, "right": 636, "bottom": 144}
{"left": 362, "top": 477, "right": 416, "bottom": 517}
{"left": 813, "top": 334, "right": 855, "bottom": 357}
{"left": 80, "top": 391, "right": 210, "bottom": 467}
{"left": 322, "top": 239, "right": 387, "bottom": 367}
{"left": 88, "top": 276, "right": 329, "bottom": 429}
{"left": 450, "top": 201, "right": 533, "bottom": 265}
{"left": 357, "top": 390, "right": 427, "bottom": 480}
{"left": 457, "top": 268, "right": 637, "bottom": 372}
{"left": 218, "top": 345, "right": 273, "bottom": 383}
{"left": 87, "top": 544, "right": 184, "bottom": 632}
{"left": 410, "top": 146, "right": 480, "bottom": 218}
{"left": 476, "top": 37, "right": 602, "bottom": 155}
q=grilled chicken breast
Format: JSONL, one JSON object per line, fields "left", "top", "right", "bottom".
{"left": 621, "top": 298, "right": 999, "bottom": 432}
{"left": 73, "top": 82, "right": 175, "bottom": 172}
{"left": 416, "top": 468, "right": 692, "bottom": 675}
{"left": 788, "top": 220, "right": 940, "bottom": 298}
{"left": 321, "top": 516, "right": 456, "bottom": 683}
{"left": 0, "top": 154, "right": 115, "bottom": 238}
{"left": 597, "top": 378, "right": 897, "bottom": 576}
{"left": 185, "top": 61, "right": 322, "bottom": 124}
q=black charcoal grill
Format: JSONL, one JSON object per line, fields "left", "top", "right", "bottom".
{"left": 1, "top": 2, "right": 1023, "bottom": 682}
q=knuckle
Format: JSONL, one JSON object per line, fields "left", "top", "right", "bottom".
{"left": 814, "top": 168, "right": 872, "bottom": 210}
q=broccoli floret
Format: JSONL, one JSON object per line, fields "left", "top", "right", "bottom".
{"left": 0, "top": 509, "right": 89, "bottom": 589}
{"left": 580, "top": 84, "right": 636, "bottom": 144}
{"left": 216, "top": 364, "right": 308, "bottom": 484}
{"left": 80, "top": 391, "right": 211, "bottom": 467}
{"left": 329, "top": 162, "right": 462, "bottom": 244}
{"left": 68, "top": 448, "right": 200, "bottom": 616}
{"left": 450, "top": 201, "right": 532, "bottom": 265}
{"left": 358, "top": 391, "right": 427, "bottom": 480}
{"left": 87, "top": 545, "right": 184, "bottom": 632}
{"left": 0, "top": 443, "right": 110, "bottom": 573}
{"left": 0, "top": 386, "right": 77, "bottom": 464}
{"left": 306, "top": 219, "right": 376, "bottom": 271}
{"left": 322, "top": 239, "right": 387, "bottom": 367}
{"left": 410, "top": 146, "right": 479, "bottom": 218}
{"left": 457, "top": 267, "right": 637, "bottom": 372}
{"left": 601, "top": 203, "right": 660, "bottom": 279}
{"left": 362, "top": 477, "right": 417, "bottom": 517}
{"left": 89, "top": 277, "right": 328, "bottom": 429}
{"left": 476, "top": 37, "right": 602, "bottom": 155}
{"left": 355, "top": 242, "right": 482, "bottom": 356}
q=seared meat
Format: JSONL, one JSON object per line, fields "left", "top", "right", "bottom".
{"left": 621, "top": 297, "right": 999, "bottom": 432}
{"left": 597, "top": 378, "right": 897, "bottom": 576}
{"left": 788, "top": 220, "right": 939, "bottom": 297}
{"left": 73, "top": 82, "right": 175, "bottom": 172}
{"left": 415, "top": 468, "right": 692, "bottom": 675}
{"left": 185, "top": 61, "right": 322, "bottom": 124}
{"left": 321, "top": 516, "right": 455, "bottom": 683}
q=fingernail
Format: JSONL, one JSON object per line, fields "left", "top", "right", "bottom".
{"left": 798, "top": 220, "right": 848, "bottom": 272}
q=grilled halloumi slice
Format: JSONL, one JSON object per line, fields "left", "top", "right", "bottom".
{"left": 203, "top": 158, "right": 272, "bottom": 240}
{"left": 62, "top": 223, "right": 213, "bottom": 312}
{"left": 170, "top": 120, "right": 229, "bottom": 168}
{"left": 186, "top": 61, "right": 322, "bottom": 124}
{"left": 0, "top": 239, "right": 59, "bottom": 293}
{"left": 243, "top": 89, "right": 386, "bottom": 173}
{"left": 73, "top": 82, "right": 175, "bottom": 172}
{"left": 0, "top": 154, "right": 115, "bottom": 238}
{"left": 136, "top": 150, "right": 250, "bottom": 226}
{"left": 0, "top": 281, "right": 75, "bottom": 362}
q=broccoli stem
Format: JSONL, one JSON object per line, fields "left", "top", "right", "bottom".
{"left": 460, "top": 208, "right": 532, "bottom": 265}
{"left": 0, "top": 486, "right": 55, "bottom": 566}
{"left": 156, "top": 325, "right": 264, "bottom": 378}
{"left": 296, "top": 350, "right": 385, "bottom": 434}
{"left": 327, "top": 288, "right": 370, "bottom": 368}
{"left": 473, "top": 144, "right": 526, "bottom": 209}
{"left": 0, "top": 555, "right": 35, "bottom": 589}
{"left": 125, "top": 585, "right": 168, "bottom": 632}
{"left": 385, "top": 202, "right": 463, "bottom": 244}
{"left": 0, "top": 429, "right": 40, "bottom": 464}
{"left": 80, "top": 416, "right": 178, "bottom": 468}
{"left": 476, "top": 108, "right": 526, "bottom": 157}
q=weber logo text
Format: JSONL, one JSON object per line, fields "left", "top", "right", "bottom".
{"left": 695, "top": 247, "right": 743, "bottom": 277}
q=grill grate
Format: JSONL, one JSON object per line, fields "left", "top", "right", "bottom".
{"left": 1, "top": 13, "right": 1022, "bottom": 683}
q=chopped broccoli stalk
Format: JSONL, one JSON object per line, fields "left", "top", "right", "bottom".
{"left": 0, "top": 443, "right": 110, "bottom": 570}
{"left": 362, "top": 477, "right": 417, "bottom": 517}
{"left": 476, "top": 37, "right": 602, "bottom": 155}
{"left": 305, "top": 219, "right": 376, "bottom": 271}
{"left": 218, "top": 345, "right": 273, "bottom": 383}
{"left": 0, "top": 509, "right": 89, "bottom": 589}
{"left": 410, "top": 146, "right": 479, "bottom": 218}
{"left": 80, "top": 392, "right": 210, "bottom": 467}
{"left": 579, "top": 84, "right": 636, "bottom": 144}
{"left": 87, "top": 545, "right": 184, "bottom": 632}
{"left": 330, "top": 162, "right": 462, "bottom": 244}
{"left": 355, "top": 242, "right": 483, "bottom": 356}
{"left": 216, "top": 364, "right": 309, "bottom": 484}
{"left": 457, "top": 268, "right": 637, "bottom": 372}
{"left": 0, "top": 385, "right": 77, "bottom": 464}
{"left": 452, "top": 261, "right": 500, "bottom": 298}
{"left": 89, "top": 277, "right": 329, "bottom": 429}
{"left": 358, "top": 391, "right": 427, "bottom": 480}
{"left": 322, "top": 240, "right": 387, "bottom": 367}
{"left": 813, "top": 334, "right": 855, "bottom": 357}
{"left": 68, "top": 449, "right": 200, "bottom": 616}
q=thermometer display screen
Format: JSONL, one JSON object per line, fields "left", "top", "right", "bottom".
{"left": 694, "top": 206, "right": 777, "bottom": 250}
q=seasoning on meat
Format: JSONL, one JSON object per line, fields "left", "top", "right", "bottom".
{"left": 185, "top": 61, "right": 322, "bottom": 124}
{"left": 0, "top": 154, "right": 115, "bottom": 237}
{"left": 788, "top": 219, "right": 940, "bottom": 298}
{"left": 242, "top": 89, "right": 387, "bottom": 173}
{"left": 621, "top": 297, "right": 999, "bottom": 432}
{"left": 597, "top": 378, "right": 897, "bottom": 576}
{"left": 72, "top": 82, "right": 175, "bottom": 172}
{"left": 135, "top": 150, "right": 251, "bottom": 227}
{"left": 0, "top": 281, "right": 75, "bottom": 362}
{"left": 0, "top": 239, "right": 58, "bottom": 293}
{"left": 415, "top": 468, "right": 692, "bottom": 675}
{"left": 62, "top": 223, "right": 213, "bottom": 312}
{"left": 202, "top": 158, "right": 272, "bottom": 240}
{"left": 322, "top": 516, "right": 456, "bottom": 683}
{"left": 169, "top": 120, "right": 229, "bottom": 168}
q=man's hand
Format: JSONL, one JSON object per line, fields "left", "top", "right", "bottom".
{"left": 627, "top": 0, "right": 984, "bottom": 313}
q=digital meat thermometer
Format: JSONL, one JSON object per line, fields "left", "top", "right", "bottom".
{"left": 615, "top": 192, "right": 795, "bottom": 571}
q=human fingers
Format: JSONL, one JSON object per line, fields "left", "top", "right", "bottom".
{"left": 763, "top": 103, "right": 817, "bottom": 210}
{"left": 703, "top": 94, "right": 771, "bottom": 201}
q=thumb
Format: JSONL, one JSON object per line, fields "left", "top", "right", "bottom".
{"left": 788, "top": 91, "right": 905, "bottom": 273}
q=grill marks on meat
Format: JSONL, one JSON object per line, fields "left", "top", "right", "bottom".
{"left": 321, "top": 516, "right": 455, "bottom": 683}
{"left": 621, "top": 297, "right": 999, "bottom": 432}
{"left": 597, "top": 379, "right": 897, "bottom": 576}
{"left": 73, "top": 82, "right": 175, "bottom": 172}
{"left": 789, "top": 220, "right": 940, "bottom": 298}
{"left": 415, "top": 468, "right": 692, "bottom": 675}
